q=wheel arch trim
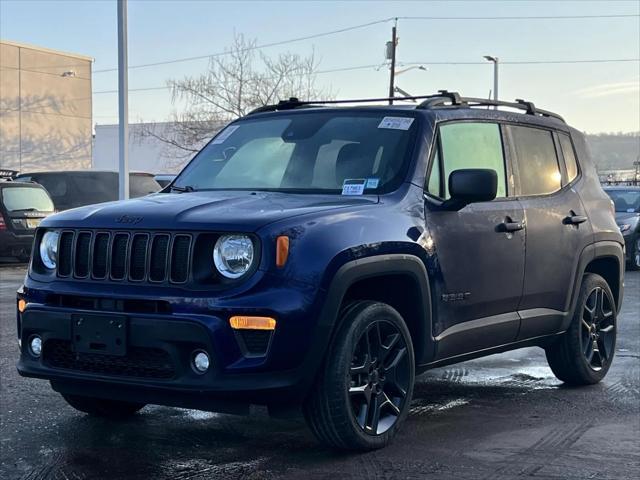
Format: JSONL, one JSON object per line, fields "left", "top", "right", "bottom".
{"left": 318, "top": 254, "right": 434, "bottom": 364}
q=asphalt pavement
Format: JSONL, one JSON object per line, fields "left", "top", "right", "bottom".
{"left": 1, "top": 264, "right": 639, "bottom": 479}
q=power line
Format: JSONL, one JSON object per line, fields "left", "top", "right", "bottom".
{"left": 398, "top": 14, "right": 640, "bottom": 20}
{"left": 92, "top": 13, "right": 639, "bottom": 74}
{"left": 93, "top": 18, "right": 394, "bottom": 74}
{"left": 92, "top": 58, "right": 640, "bottom": 95}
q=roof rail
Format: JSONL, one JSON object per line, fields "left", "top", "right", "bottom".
{"left": 416, "top": 93, "right": 565, "bottom": 122}
{"left": 0, "top": 169, "right": 18, "bottom": 179}
{"left": 247, "top": 94, "right": 448, "bottom": 115}
{"left": 246, "top": 91, "right": 565, "bottom": 122}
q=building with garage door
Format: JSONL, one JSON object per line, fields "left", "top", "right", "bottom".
{"left": 0, "top": 40, "right": 93, "bottom": 173}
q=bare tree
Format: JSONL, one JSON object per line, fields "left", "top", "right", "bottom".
{"left": 141, "top": 34, "right": 332, "bottom": 166}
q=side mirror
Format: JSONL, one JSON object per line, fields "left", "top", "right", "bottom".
{"left": 445, "top": 168, "right": 498, "bottom": 209}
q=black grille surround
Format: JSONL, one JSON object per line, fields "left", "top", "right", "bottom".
{"left": 55, "top": 230, "right": 194, "bottom": 285}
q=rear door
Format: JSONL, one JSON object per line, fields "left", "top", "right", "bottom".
{"left": 504, "top": 125, "right": 593, "bottom": 339}
{"left": 424, "top": 121, "right": 526, "bottom": 359}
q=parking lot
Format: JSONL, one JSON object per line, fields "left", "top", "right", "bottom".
{"left": 1, "top": 264, "right": 638, "bottom": 479}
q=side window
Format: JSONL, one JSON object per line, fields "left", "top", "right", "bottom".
{"left": 426, "top": 149, "right": 441, "bottom": 197}
{"left": 558, "top": 133, "right": 579, "bottom": 183}
{"left": 507, "top": 125, "right": 561, "bottom": 196}
{"left": 439, "top": 122, "right": 506, "bottom": 199}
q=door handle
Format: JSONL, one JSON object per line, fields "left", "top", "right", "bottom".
{"left": 499, "top": 217, "right": 525, "bottom": 232}
{"left": 564, "top": 212, "right": 588, "bottom": 225}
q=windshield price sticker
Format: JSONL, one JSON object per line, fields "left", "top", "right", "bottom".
{"left": 378, "top": 117, "right": 414, "bottom": 130}
{"left": 342, "top": 179, "right": 367, "bottom": 196}
{"left": 212, "top": 125, "right": 240, "bottom": 144}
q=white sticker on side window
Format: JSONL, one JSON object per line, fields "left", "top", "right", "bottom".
{"left": 342, "top": 179, "right": 366, "bottom": 196}
{"left": 378, "top": 116, "right": 414, "bottom": 130}
{"left": 212, "top": 125, "right": 240, "bottom": 144}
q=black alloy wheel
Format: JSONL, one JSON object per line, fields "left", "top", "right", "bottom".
{"left": 581, "top": 286, "right": 615, "bottom": 371}
{"left": 348, "top": 320, "right": 410, "bottom": 435}
{"left": 545, "top": 273, "right": 617, "bottom": 385}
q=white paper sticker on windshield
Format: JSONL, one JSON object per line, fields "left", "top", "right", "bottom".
{"left": 628, "top": 208, "right": 636, "bottom": 213}
{"left": 378, "top": 117, "right": 414, "bottom": 130}
{"left": 212, "top": 125, "right": 240, "bottom": 144}
{"left": 342, "top": 179, "right": 366, "bottom": 196}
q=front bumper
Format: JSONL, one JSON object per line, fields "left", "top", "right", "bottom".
{"left": 0, "top": 230, "right": 34, "bottom": 257}
{"left": 622, "top": 230, "right": 638, "bottom": 263}
{"left": 16, "top": 279, "right": 333, "bottom": 412}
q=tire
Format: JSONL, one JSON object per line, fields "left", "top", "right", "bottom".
{"left": 627, "top": 235, "right": 640, "bottom": 271}
{"left": 62, "top": 394, "right": 145, "bottom": 418}
{"left": 545, "top": 273, "right": 617, "bottom": 385}
{"left": 303, "top": 301, "right": 415, "bottom": 451}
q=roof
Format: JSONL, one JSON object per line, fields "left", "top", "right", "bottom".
{"left": 0, "top": 39, "right": 93, "bottom": 62}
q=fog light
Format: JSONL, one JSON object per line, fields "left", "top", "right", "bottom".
{"left": 29, "top": 336, "right": 42, "bottom": 357}
{"left": 192, "top": 351, "right": 210, "bottom": 374}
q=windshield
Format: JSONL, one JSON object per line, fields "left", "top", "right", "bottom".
{"left": 2, "top": 186, "right": 54, "bottom": 212}
{"left": 605, "top": 189, "right": 640, "bottom": 212}
{"left": 173, "top": 112, "right": 417, "bottom": 194}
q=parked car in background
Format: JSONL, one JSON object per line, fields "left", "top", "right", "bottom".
{"left": 0, "top": 179, "right": 54, "bottom": 261}
{"left": 16, "top": 171, "right": 161, "bottom": 211}
{"left": 604, "top": 186, "right": 640, "bottom": 270}
{"left": 154, "top": 174, "right": 177, "bottom": 188}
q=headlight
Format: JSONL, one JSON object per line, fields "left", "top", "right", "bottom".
{"left": 40, "top": 230, "right": 59, "bottom": 269}
{"left": 619, "top": 224, "right": 631, "bottom": 233}
{"left": 213, "top": 235, "right": 254, "bottom": 279}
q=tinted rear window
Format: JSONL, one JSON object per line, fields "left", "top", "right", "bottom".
{"left": 507, "top": 126, "right": 561, "bottom": 196}
{"left": 2, "top": 186, "right": 54, "bottom": 212}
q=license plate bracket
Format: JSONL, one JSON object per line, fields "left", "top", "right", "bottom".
{"left": 71, "top": 313, "right": 127, "bottom": 356}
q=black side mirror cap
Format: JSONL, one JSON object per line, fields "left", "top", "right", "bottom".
{"left": 443, "top": 168, "right": 498, "bottom": 210}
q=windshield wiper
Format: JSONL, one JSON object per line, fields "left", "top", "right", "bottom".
{"left": 170, "top": 185, "right": 195, "bottom": 193}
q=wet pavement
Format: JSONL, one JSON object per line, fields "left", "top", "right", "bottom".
{"left": 1, "top": 264, "right": 639, "bottom": 479}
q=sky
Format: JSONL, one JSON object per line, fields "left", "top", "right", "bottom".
{"left": 1, "top": 0, "right": 639, "bottom": 133}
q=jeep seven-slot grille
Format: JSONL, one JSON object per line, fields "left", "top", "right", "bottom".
{"left": 56, "top": 230, "right": 192, "bottom": 284}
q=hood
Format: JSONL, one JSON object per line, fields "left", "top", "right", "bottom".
{"left": 41, "top": 190, "right": 379, "bottom": 231}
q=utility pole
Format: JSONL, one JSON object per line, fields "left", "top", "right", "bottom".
{"left": 117, "top": 0, "right": 129, "bottom": 200}
{"left": 387, "top": 19, "right": 398, "bottom": 105}
{"left": 484, "top": 55, "right": 499, "bottom": 109}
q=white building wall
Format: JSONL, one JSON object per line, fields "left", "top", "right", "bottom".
{"left": 92, "top": 123, "right": 197, "bottom": 174}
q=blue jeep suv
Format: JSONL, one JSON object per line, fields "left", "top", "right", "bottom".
{"left": 17, "top": 92, "right": 624, "bottom": 450}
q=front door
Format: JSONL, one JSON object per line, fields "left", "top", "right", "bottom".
{"left": 424, "top": 121, "right": 525, "bottom": 359}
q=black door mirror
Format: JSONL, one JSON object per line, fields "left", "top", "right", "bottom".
{"left": 445, "top": 169, "right": 498, "bottom": 209}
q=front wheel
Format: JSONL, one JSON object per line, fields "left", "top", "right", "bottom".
{"left": 304, "top": 301, "right": 415, "bottom": 451}
{"left": 62, "top": 394, "right": 145, "bottom": 418}
{"left": 545, "top": 273, "right": 617, "bottom": 385}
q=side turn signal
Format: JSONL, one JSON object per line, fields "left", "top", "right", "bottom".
{"left": 230, "top": 316, "right": 276, "bottom": 331}
{"left": 276, "top": 235, "right": 289, "bottom": 268}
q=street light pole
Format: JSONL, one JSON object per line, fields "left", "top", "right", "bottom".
{"left": 387, "top": 20, "right": 397, "bottom": 105}
{"left": 484, "top": 55, "right": 499, "bottom": 109}
{"left": 117, "top": 0, "right": 129, "bottom": 200}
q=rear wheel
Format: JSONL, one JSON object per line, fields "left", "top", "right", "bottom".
{"left": 545, "top": 273, "right": 617, "bottom": 385}
{"left": 62, "top": 394, "right": 145, "bottom": 418}
{"left": 304, "top": 301, "right": 415, "bottom": 450}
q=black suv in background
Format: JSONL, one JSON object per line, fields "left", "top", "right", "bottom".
{"left": 16, "top": 171, "right": 161, "bottom": 211}
{"left": 604, "top": 186, "right": 640, "bottom": 270}
{"left": 18, "top": 92, "right": 624, "bottom": 450}
{"left": 0, "top": 179, "right": 54, "bottom": 261}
